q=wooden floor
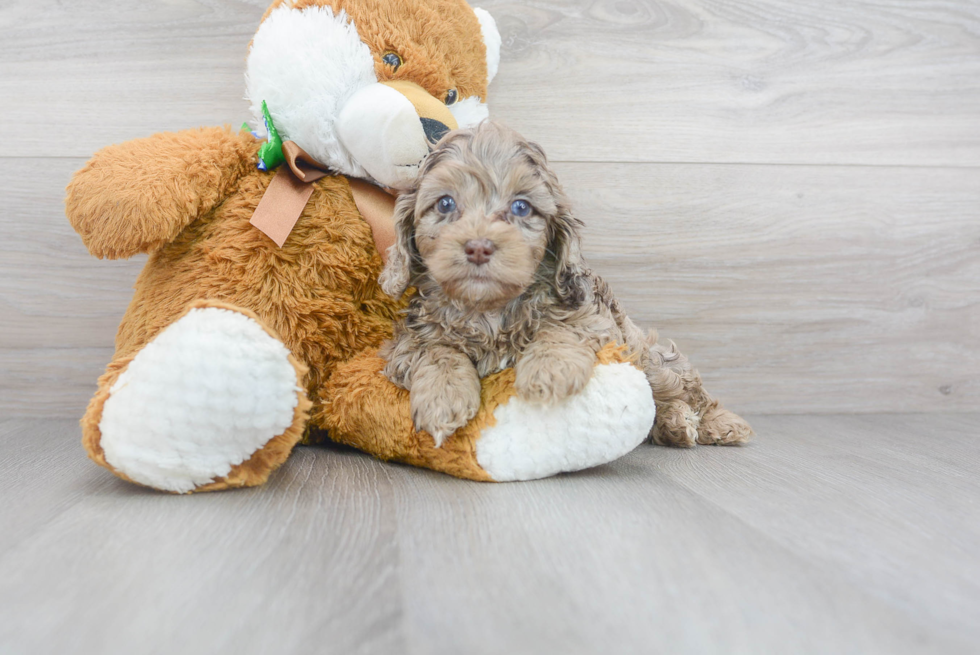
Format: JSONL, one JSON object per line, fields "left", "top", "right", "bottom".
{"left": 2, "top": 1, "right": 979, "bottom": 653}
{"left": 1, "top": 414, "right": 978, "bottom": 654}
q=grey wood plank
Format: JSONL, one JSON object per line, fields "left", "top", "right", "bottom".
{"left": 1, "top": 0, "right": 265, "bottom": 159}
{"left": 2, "top": 0, "right": 979, "bottom": 165}
{"left": 0, "top": 423, "right": 405, "bottom": 655}
{"left": 0, "top": 419, "right": 108, "bottom": 553}
{"left": 645, "top": 413, "right": 980, "bottom": 646}
{"left": 3, "top": 158, "right": 976, "bottom": 416}
{"left": 384, "top": 419, "right": 977, "bottom": 654}
{"left": 564, "top": 162, "right": 980, "bottom": 414}
{"left": 488, "top": 0, "right": 980, "bottom": 166}
{"left": 0, "top": 158, "right": 144, "bottom": 351}
{"left": 2, "top": 416, "right": 979, "bottom": 654}
{"left": 0, "top": 348, "right": 110, "bottom": 417}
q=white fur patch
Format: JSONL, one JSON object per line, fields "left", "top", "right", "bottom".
{"left": 246, "top": 5, "right": 377, "bottom": 179}
{"left": 99, "top": 308, "right": 301, "bottom": 493}
{"left": 336, "top": 83, "right": 432, "bottom": 190}
{"left": 449, "top": 95, "right": 490, "bottom": 128}
{"left": 473, "top": 8, "right": 501, "bottom": 83}
{"left": 476, "top": 363, "right": 655, "bottom": 481}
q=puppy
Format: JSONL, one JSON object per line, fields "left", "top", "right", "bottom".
{"left": 379, "top": 121, "right": 752, "bottom": 448}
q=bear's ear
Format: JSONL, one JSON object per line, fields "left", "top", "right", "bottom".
{"left": 473, "top": 8, "right": 501, "bottom": 84}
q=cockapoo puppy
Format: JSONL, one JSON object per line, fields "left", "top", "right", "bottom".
{"left": 379, "top": 121, "right": 752, "bottom": 448}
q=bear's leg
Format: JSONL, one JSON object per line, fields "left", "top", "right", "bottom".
{"left": 81, "top": 301, "right": 311, "bottom": 493}
{"left": 318, "top": 344, "right": 656, "bottom": 482}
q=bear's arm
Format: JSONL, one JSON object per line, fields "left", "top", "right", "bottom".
{"left": 65, "top": 127, "right": 258, "bottom": 259}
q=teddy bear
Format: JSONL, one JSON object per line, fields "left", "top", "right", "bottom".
{"left": 65, "top": 0, "right": 751, "bottom": 494}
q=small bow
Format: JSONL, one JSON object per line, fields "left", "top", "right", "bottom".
{"left": 248, "top": 114, "right": 395, "bottom": 259}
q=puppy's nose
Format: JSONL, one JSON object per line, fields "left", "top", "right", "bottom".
{"left": 464, "top": 239, "right": 496, "bottom": 265}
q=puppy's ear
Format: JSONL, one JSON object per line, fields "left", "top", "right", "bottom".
{"left": 549, "top": 203, "right": 591, "bottom": 306}
{"left": 379, "top": 190, "right": 420, "bottom": 298}
{"left": 523, "top": 137, "right": 591, "bottom": 306}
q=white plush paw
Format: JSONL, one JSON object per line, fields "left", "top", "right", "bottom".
{"left": 476, "top": 362, "right": 656, "bottom": 481}
{"left": 99, "top": 307, "right": 302, "bottom": 493}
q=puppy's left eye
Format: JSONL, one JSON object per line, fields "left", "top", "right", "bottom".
{"left": 445, "top": 89, "right": 458, "bottom": 106}
{"left": 510, "top": 199, "right": 531, "bottom": 217}
{"left": 437, "top": 195, "right": 457, "bottom": 214}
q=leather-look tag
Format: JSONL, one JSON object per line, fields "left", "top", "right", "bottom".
{"left": 249, "top": 140, "right": 397, "bottom": 255}
{"left": 249, "top": 166, "right": 315, "bottom": 248}
{"left": 348, "top": 178, "right": 397, "bottom": 263}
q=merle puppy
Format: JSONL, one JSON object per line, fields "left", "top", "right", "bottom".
{"left": 379, "top": 121, "right": 752, "bottom": 448}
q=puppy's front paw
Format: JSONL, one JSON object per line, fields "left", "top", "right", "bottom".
{"left": 515, "top": 349, "right": 596, "bottom": 405}
{"left": 410, "top": 379, "right": 481, "bottom": 447}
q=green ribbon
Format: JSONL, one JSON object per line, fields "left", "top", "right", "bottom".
{"left": 256, "top": 100, "right": 285, "bottom": 172}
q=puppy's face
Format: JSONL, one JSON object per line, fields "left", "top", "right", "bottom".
{"left": 393, "top": 123, "right": 561, "bottom": 311}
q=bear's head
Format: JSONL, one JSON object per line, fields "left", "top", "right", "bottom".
{"left": 246, "top": 0, "right": 501, "bottom": 190}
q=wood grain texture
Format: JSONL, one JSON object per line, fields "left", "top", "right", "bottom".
{"left": 1, "top": 1, "right": 978, "bottom": 414}
{"left": 3, "top": 158, "right": 976, "bottom": 416}
{"left": 564, "top": 162, "right": 980, "bottom": 413}
{"left": 486, "top": 0, "right": 980, "bottom": 166}
{"left": 656, "top": 413, "right": 980, "bottom": 644}
{"left": 0, "top": 348, "right": 109, "bottom": 417}
{"left": 2, "top": 415, "right": 978, "bottom": 654}
{"left": 0, "top": 420, "right": 405, "bottom": 655}
{"left": 2, "top": 0, "right": 979, "bottom": 165}
{"left": 0, "top": 159, "right": 145, "bottom": 350}
{"left": 3, "top": 2, "right": 978, "bottom": 653}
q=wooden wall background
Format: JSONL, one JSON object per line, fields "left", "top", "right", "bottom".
{"left": 1, "top": 0, "right": 978, "bottom": 417}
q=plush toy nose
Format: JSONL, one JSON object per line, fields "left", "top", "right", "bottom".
{"left": 421, "top": 118, "right": 451, "bottom": 145}
{"left": 382, "top": 80, "right": 458, "bottom": 138}
{"left": 464, "top": 239, "right": 495, "bottom": 265}
{"left": 336, "top": 81, "right": 460, "bottom": 190}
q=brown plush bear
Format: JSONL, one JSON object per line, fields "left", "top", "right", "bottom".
{"left": 65, "top": 0, "right": 750, "bottom": 494}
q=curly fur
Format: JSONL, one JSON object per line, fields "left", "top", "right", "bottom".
{"left": 379, "top": 121, "right": 753, "bottom": 447}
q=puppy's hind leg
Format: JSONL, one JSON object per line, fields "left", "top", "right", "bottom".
{"left": 643, "top": 332, "right": 752, "bottom": 447}
{"left": 698, "top": 400, "right": 754, "bottom": 446}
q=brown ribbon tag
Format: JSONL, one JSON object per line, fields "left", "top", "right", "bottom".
{"left": 249, "top": 166, "right": 316, "bottom": 248}
{"left": 249, "top": 141, "right": 397, "bottom": 261}
{"left": 348, "top": 178, "right": 397, "bottom": 262}
{"left": 282, "top": 141, "right": 331, "bottom": 183}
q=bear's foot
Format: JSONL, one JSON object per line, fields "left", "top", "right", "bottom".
{"left": 320, "top": 344, "right": 656, "bottom": 482}
{"left": 85, "top": 302, "right": 310, "bottom": 493}
{"left": 475, "top": 361, "right": 656, "bottom": 481}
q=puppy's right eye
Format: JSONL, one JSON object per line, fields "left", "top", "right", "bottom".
{"left": 510, "top": 199, "right": 532, "bottom": 217}
{"left": 436, "top": 196, "right": 457, "bottom": 214}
